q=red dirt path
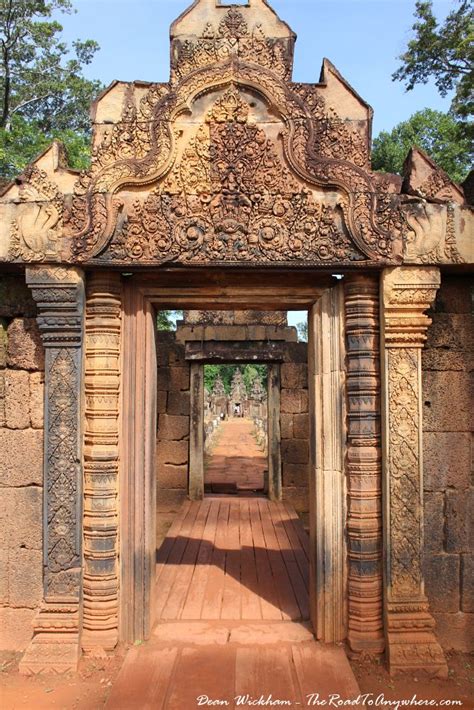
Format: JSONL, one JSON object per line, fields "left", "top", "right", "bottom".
{"left": 205, "top": 418, "right": 267, "bottom": 492}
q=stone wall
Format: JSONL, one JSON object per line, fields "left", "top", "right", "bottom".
{"left": 422, "top": 275, "right": 473, "bottom": 651}
{"left": 156, "top": 331, "right": 191, "bottom": 543}
{"left": 280, "top": 344, "right": 310, "bottom": 523}
{"left": 0, "top": 275, "right": 44, "bottom": 651}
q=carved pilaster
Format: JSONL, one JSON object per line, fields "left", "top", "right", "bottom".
{"left": 344, "top": 276, "right": 384, "bottom": 654}
{"left": 381, "top": 266, "right": 448, "bottom": 678}
{"left": 82, "top": 273, "right": 122, "bottom": 651}
{"left": 20, "top": 266, "right": 85, "bottom": 675}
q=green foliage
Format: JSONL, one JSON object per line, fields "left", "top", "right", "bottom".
{"left": 156, "top": 311, "right": 183, "bottom": 332}
{"left": 393, "top": 1, "right": 473, "bottom": 121}
{"left": 204, "top": 364, "right": 268, "bottom": 395}
{"left": 372, "top": 108, "right": 472, "bottom": 184}
{"left": 0, "top": 0, "right": 102, "bottom": 179}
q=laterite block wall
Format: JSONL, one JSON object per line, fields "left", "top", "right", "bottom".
{"left": 0, "top": 275, "right": 44, "bottom": 651}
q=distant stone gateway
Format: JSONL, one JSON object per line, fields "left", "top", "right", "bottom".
{"left": 0, "top": 0, "right": 471, "bottom": 681}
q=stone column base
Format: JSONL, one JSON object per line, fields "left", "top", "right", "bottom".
{"left": 19, "top": 602, "right": 80, "bottom": 675}
{"left": 386, "top": 604, "right": 448, "bottom": 678}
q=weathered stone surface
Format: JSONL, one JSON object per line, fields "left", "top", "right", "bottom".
{"left": 0, "top": 607, "right": 36, "bottom": 651}
{"left": 157, "top": 367, "right": 170, "bottom": 390}
{"left": 0, "top": 370, "right": 5, "bottom": 428}
{"left": 0, "top": 275, "right": 37, "bottom": 319}
{"left": 425, "top": 314, "right": 473, "bottom": 352}
{"left": 423, "top": 372, "right": 472, "bottom": 432}
{"left": 281, "top": 363, "right": 308, "bottom": 389}
{"left": 433, "top": 612, "right": 474, "bottom": 652}
{"left": 6, "top": 318, "right": 44, "bottom": 371}
{"left": 445, "top": 489, "right": 473, "bottom": 553}
{"left": 424, "top": 492, "right": 444, "bottom": 554}
{"left": 29, "top": 371, "right": 44, "bottom": 429}
{"left": 9, "top": 548, "right": 42, "bottom": 608}
{"left": 0, "top": 548, "right": 8, "bottom": 603}
{"left": 0, "top": 429, "right": 43, "bottom": 486}
{"left": 423, "top": 432, "right": 471, "bottom": 491}
{"left": 281, "top": 389, "right": 308, "bottom": 414}
{"left": 282, "top": 439, "right": 309, "bottom": 464}
{"left": 283, "top": 462, "right": 309, "bottom": 487}
{"left": 156, "top": 488, "right": 187, "bottom": 513}
{"left": 423, "top": 554, "right": 460, "bottom": 612}
{"left": 157, "top": 414, "right": 189, "bottom": 441}
{"left": 461, "top": 554, "right": 474, "bottom": 612}
{"left": 283, "top": 486, "right": 309, "bottom": 514}
{"left": 0, "top": 318, "right": 7, "bottom": 368}
{"left": 157, "top": 440, "right": 189, "bottom": 466}
{"left": 280, "top": 413, "right": 293, "bottom": 439}
{"left": 157, "top": 464, "right": 188, "bottom": 489}
{"left": 293, "top": 413, "right": 309, "bottom": 439}
{"left": 4, "top": 369, "right": 29, "bottom": 429}
{"left": 169, "top": 366, "right": 190, "bottom": 391}
{"left": 283, "top": 342, "right": 308, "bottom": 364}
{"left": 157, "top": 390, "right": 167, "bottom": 414}
{"left": 0, "top": 487, "right": 42, "bottom": 550}
{"left": 436, "top": 278, "right": 472, "bottom": 314}
{"left": 167, "top": 390, "right": 190, "bottom": 416}
{"left": 422, "top": 348, "right": 471, "bottom": 371}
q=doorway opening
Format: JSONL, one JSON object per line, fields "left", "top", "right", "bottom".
{"left": 204, "top": 364, "right": 269, "bottom": 495}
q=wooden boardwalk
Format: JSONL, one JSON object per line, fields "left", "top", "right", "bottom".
{"left": 154, "top": 497, "right": 310, "bottom": 622}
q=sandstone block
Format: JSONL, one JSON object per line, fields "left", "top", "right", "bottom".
{"left": 168, "top": 390, "right": 190, "bottom": 416}
{"left": 0, "top": 608, "right": 36, "bottom": 651}
{"left": 282, "top": 486, "right": 309, "bottom": 514}
{"left": 283, "top": 342, "right": 308, "bottom": 364}
{"left": 422, "top": 349, "right": 470, "bottom": 372}
{"left": 7, "top": 318, "right": 44, "bottom": 371}
{"left": 157, "top": 464, "right": 188, "bottom": 489}
{"left": 9, "top": 548, "right": 43, "bottom": 608}
{"left": 281, "top": 363, "right": 308, "bottom": 389}
{"left": 29, "top": 372, "right": 44, "bottom": 429}
{"left": 0, "top": 549, "right": 8, "bottom": 603}
{"left": 156, "top": 488, "right": 188, "bottom": 513}
{"left": 169, "top": 366, "right": 190, "bottom": 391}
{"left": 423, "top": 492, "right": 444, "bottom": 554}
{"left": 433, "top": 612, "right": 473, "bottom": 652}
{"left": 436, "top": 278, "right": 472, "bottom": 314}
{"left": 283, "top": 462, "right": 309, "bottom": 487}
{"left": 157, "top": 414, "right": 189, "bottom": 441}
{"left": 0, "top": 370, "right": 5, "bottom": 428}
{"left": 293, "top": 413, "right": 310, "bottom": 439}
{"left": 423, "top": 554, "right": 460, "bottom": 612}
{"left": 280, "top": 413, "right": 293, "bottom": 440}
{"left": 461, "top": 554, "right": 474, "bottom": 612}
{"left": 157, "top": 390, "right": 167, "bottom": 414}
{"left": 423, "top": 372, "right": 472, "bottom": 432}
{"left": 445, "top": 489, "right": 473, "bottom": 553}
{"left": 426, "top": 314, "right": 473, "bottom": 352}
{"left": 0, "top": 318, "right": 7, "bottom": 368}
{"left": 0, "top": 487, "right": 42, "bottom": 550}
{"left": 0, "top": 275, "right": 37, "bottom": 319}
{"left": 157, "top": 440, "right": 189, "bottom": 466}
{"left": 5, "top": 369, "right": 30, "bottom": 429}
{"left": 423, "top": 432, "right": 471, "bottom": 491}
{"left": 157, "top": 367, "right": 170, "bottom": 390}
{"left": 0, "top": 429, "right": 43, "bottom": 486}
{"left": 281, "top": 389, "right": 308, "bottom": 414}
{"left": 282, "top": 439, "right": 309, "bottom": 465}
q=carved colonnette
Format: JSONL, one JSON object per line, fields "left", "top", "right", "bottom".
{"left": 381, "top": 267, "right": 448, "bottom": 678}
{"left": 82, "top": 273, "right": 122, "bottom": 651}
{"left": 344, "top": 275, "right": 384, "bottom": 654}
{"left": 20, "top": 266, "right": 85, "bottom": 675}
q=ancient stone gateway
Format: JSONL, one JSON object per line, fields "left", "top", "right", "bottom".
{"left": 0, "top": 0, "right": 472, "bottom": 679}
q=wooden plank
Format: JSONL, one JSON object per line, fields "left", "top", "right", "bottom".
{"left": 292, "top": 644, "right": 360, "bottom": 706}
{"left": 181, "top": 499, "right": 221, "bottom": 620}
{"left": 276, "top": 502, "right": 310, "bottom": 590}
{"left": 283, "top": 501, "right": 310, "bottom": 559}
{"left": 200, "top": 500, "right": 229, "bottom": 619}
{"left": 235, "top": 647, "right": 301, "bottom": 706}
{"left": 160, "top": 500, "right": 211, "bottom": 620}
{"left": 258, "top": 499, "right": 301, "bottom": 621}
{"left": 155, "top": 501, "right": 192, "bottom": 581}
{"left": 239, "top": 498, "right": 262, "bottom": 620}
{"left": 248, "top": 498, "right": 283, "bottom": 620}
{"left": 269, "top": 502, "right": 310, "bottom": 620}
{"left": 105, "top": 646, "right": 178, "bottom": 710}
{"left": 221, "top": 498, "right": 242, "bottom": 620}
{"left": 154, "top": 501, "right": 200, "bottom": 619}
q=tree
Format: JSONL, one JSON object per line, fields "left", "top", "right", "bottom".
{"left": 296, "top": 321, "right": 308, "bottom": 343}
{"left": 393, "top": 1, "right": 473, "bottom": 121}
{"left": 156, "top": 311, "right": 183, "bottom": 331}
{"left": 0, "top": 0, "right": 102, "bottom": 178}
{"left": 372, "top": 108, "right": 471, "bottom": 183}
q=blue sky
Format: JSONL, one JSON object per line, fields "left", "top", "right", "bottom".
{"left": 57, "top": 0, "right": 455, "bottom": 327}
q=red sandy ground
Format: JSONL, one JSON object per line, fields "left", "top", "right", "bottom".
{"left": 205, "top": 418, "right": 267, "bottom": 492}
{"left": 1, "top": 649, "right": 472, "bottom": 709}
